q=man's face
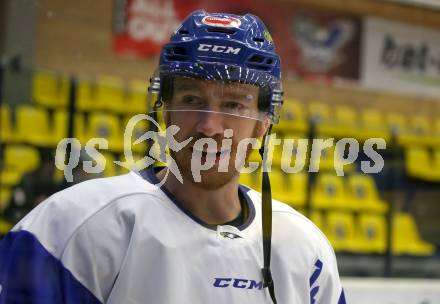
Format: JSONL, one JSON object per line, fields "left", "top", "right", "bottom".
{"left": 163, "top": 77, "right": 268, "bottom": 190}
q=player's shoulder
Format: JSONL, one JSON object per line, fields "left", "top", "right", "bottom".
{"left": 12, "top": 172, "right": 158, "bottom": 256}
{"left": 273, "top": 199, "right": 336, "bottom": 255}
{"left": 58, "top": 170, "right": 154, "bottom": 198}
{"left": 244, "top": 186, "right": 332, "bottom": 253}
{"left": 20, "top": 171, "right": 154, "bottom": 223}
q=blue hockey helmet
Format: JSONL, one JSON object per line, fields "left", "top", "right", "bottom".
{"left": 150, "top": 10, "right": 283, "bottom": 123}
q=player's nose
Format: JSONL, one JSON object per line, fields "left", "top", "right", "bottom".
{"left": 195, "top": 111, "right": 224, "bottom": 137}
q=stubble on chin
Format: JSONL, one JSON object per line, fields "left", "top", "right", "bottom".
{"left": 169, "top": 148, "right": 240, "bottom": 190}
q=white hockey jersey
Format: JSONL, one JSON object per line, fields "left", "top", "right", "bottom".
{"left": 0, "top": 168, "right": 346, "bottom": 304}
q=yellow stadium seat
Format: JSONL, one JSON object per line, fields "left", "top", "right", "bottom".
{"left": 318, "top": 105, "right": 361, "bottom": 139}
{"left": 94, "top": 76, "right": 125, "bottom": 112}
{"left": 410, "top": 116, "right": 432, "bottom": 135}
{"left": 0, "top": 105, "right": 15, "bottom": 143}
{"left": 326, "top": 211, "right": 361, "bottom": 252}
{"left": 404, "top": 147, "right": 440, "bottom": 181}
{"left": 358, "top": 109, "right": 390, "bottom": 142}
{"left": 32, "top": 70, "right": 69, "bottom": 108}
{"left": 277, "top": 133, "right": 308, "bottom": 171}
{"left": 247, "top": 148, "right": 262, "bottom": 166}
{"left": 77, "top": 78, "right": 145, "bottom": 114}
{"left": 319, "top": 146, "right": 336, "bottom": 171}
{"left": 0, "top": 187, "right": 12, "bottom": 211}
{"left": 311, "top": 173, "right": 349, "bottom": 210}
{"left": 76, "top": 78, "right": 96, "bottom": 112}
{"left": 434, "top": 149, "right": 440, "bottom": 170}
{"left": 312, "top": 144, "right": 335, "bottom": 172}
{"left": 126, "top": 80, "right": 148, "bottom": 114}
{"left": 392, "top": 213, "right": 435, "bottom": 256}
{"left": 346, "top": 174, "right": 388, "bottom": 213}
{"left": 52, "top": 110, "right": 87, "bottom": 145}
{"left": 399, "top": 115, "right": 437, "bottom": 146}
{"left": 261, "top": 133, "right": 306, "bottom": 168}
{"left": 0, "top": 145, "right": 40, "bottom": 186}
{"left": 435, "top": 118, "right": 440, "bottom": 135}
{"left": 16, "top": 106, "right": 52, "bottom": 147}
{"left": 86, "top": 113, "right": 124, "bottom": 152}
{"left": 361, "top": 109, "right": 383, "bottom": 128}
{"left": 288, "top": 172, "right": 308, "bottom": 207}
{"left": 335, "top": 106, "right": 357, "bottom": 126}
{"left": 309, "top": 211, "right": 325, "bottom": 231}
{"left": 239, "top": 170, "right": 261, "bottom": 190}
{"left": 386, "top": 112, "right": 408, "bottom": 136}
{"left": 356, "top": 214, "right": 387, "bottom": 253}
{"left": 308, "top": 102, "right": 331, "bottom": 124}
{"left": 0, "top": 218, "right": 13, "bottom": 236}
{"left": 405, "top": 147, "right": 429, "bottom": 178}
{"left": 431, "top": 118, "right": 440, "bottom": 146}
{"left": 275, "top": 99, "right": 308, "bottom": 133}
{"left": 309, "top": 142, "right": 354, "bottom": 174}
{"left": 81, "top": 76, "right": 126, "bottom": 112}
{"left": 269, "top": 170, "right": 308, "bottom": 208}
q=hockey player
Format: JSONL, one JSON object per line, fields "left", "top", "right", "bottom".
{"left": 0, "top": 10, "right": 345, "bottom": 304}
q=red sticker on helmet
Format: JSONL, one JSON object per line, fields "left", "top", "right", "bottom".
{"left": 202, "top": 16, "right": 241, "bottom": 28}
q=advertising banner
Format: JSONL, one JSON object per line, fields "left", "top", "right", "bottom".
{"left": 113, "top": 0, "right": 361, "bottom": 81}
{"left": 113, "top": 0, "right": 198, "bottom": 56}
{"left": 361, "top": 17, "right": 440, "bottom": 97}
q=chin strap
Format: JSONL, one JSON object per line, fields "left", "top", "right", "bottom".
{"left": 259, "top": 124, "right": 277, "bottom": 304}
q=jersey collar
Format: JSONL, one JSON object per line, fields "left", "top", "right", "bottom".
{"left": 139, "top": 166, "right": 256, "bottom": 231}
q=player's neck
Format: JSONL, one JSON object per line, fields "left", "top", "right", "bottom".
{"left": 156, "top": 169, "right": 242, "bottom": 225}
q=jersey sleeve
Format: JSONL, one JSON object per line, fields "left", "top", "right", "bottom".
{"left": 0, "top": 229, "right": 103, "bottom": 304}
{"left": 0, "top": 177, "right": 136, "bottom": 304}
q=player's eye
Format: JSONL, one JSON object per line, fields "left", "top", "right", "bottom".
{"left": 181, "top": 95, "right": 204, "bottom": 106}
{"left": 223, "top": 101, "right": 246, "bottom": 111}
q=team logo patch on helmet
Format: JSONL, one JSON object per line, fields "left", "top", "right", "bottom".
{"left": 202, "top": 16, "right": 241, "bottom": 28}
{"left": 263, "top": 30, "right": 273, "bottom": 44}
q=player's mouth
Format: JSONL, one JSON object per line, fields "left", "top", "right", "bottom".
{"left": 191, "top": 147, "right": 231, "bottom": 165}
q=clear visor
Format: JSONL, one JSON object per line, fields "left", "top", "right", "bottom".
{"left": 148, "top": 63, "right": 282, "bottom": 123}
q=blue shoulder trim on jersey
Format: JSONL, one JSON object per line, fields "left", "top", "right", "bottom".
{"left": 140, "top": 167, "right": 256, "bottom": 231}
{"left": 309, "top": 259, "right": 323, "bottom": 287}
{"left": 0, "top": 230, "right": 102, "bottom": 304}
{"left": 338, "top": 288, "right": 346, "bottom": 304}
{"left": 309, "top": 259, "right": 323, "bottom": 304}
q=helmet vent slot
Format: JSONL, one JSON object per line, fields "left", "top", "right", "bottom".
{"left": 178, "top": 29, "right": 189, "bottom": 35}
{"left": 248, "top": 55, "right": 265, "bottom": 63}
{"left": 253, "top": 37, "right": 265, "bottom": 43}
{"left": 246, "top": 55, "right": 276, "bottom": 71}
{"left": 206, "top": 28, "right": 236, "bottom": 35}
{"left": 164, "top": 46, "right": 189, "bottom": 61}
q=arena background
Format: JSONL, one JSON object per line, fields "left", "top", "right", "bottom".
{"left": 1, "top": 0, "right": 440, "bottom": 302}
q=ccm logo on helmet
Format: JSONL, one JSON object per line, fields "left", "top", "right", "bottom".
{"left": 213, "top": 278, "right": 263, "bottom": 290}
{"left": 198, "top": 44, "right": 241, "bottom": 54}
